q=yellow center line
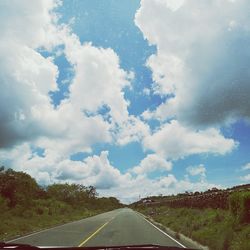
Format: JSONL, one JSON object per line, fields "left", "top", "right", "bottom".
{"left": 78, "top": 217, "right": 115, "bottom": 247}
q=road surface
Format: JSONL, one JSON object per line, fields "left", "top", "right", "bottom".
{"left": 8, "top": 208, "right": 185, "bottom": 248}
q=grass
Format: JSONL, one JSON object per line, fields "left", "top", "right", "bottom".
{"left": 136, "top": 206, "right": 250, "bottom": 250}
{"left": 0, "top": 199, "right": 105, "bottom": 241}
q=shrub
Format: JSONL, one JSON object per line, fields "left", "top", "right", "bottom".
{"left": 36, "top": 207, "right": 44, "bottom": 215}
{"left": 0, "top": 195, "right": 8, "bottom": 211}
{"left": 229, "top": 191, "right": 250, "bottom": 224}
{"left": 229, "top": 226, "right": 250, "bottom": 250}
{"left": 22, "top": 210, "right": 35, "bottom": 219}
{"left": 11, "top": 205, "right": 25, "bottom": 216}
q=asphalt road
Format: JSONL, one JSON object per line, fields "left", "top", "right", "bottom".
{"left": 8, "top": 208, "right": 185, "bottom": 248}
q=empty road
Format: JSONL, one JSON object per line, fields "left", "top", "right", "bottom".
{"left": 8, "top": 208, "right": 185, "bottom": 248}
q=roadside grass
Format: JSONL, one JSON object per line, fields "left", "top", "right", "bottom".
{"left": 137, "top": 206, "right": 250, "bottom": 250}
{"left": 0, "top": 199, "right": 105, "bottom": 241}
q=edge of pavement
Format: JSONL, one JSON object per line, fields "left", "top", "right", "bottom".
{"left": 6, "top": 209, "right": 120, "bottom": 243}
{"left": 135, "top": 210, "right": 209, "bottom": 250}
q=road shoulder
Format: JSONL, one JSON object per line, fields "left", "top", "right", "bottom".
{"left": 136, "top": 211, "right": 208, "bottom": 250}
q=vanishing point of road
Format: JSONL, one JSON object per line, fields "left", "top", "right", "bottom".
{"left": 8, "top": 208, "right": 186, "bottom": 248}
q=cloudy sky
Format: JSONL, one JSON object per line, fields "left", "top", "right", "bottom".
{"left": 1, "top": 0, "right": 250, "bottom": 203}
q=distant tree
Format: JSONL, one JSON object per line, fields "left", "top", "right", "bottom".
{"left": 96, "top": 197, "right": 122, "bottom": 209}
{"left": 87, "top": 186, "right": 98, "bottom": 199}
{"left": 0, "top": 168, "right": 41, "bottom": 207}
{"left": 47, "top": 183, "right": 93, "bottom": 206}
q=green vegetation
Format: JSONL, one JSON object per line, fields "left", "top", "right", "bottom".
{"left": 134, "top": 190, "right": 250, "bottom": 250}
{"left": 0, "top": 167, "right": 123, "bottom": 241}
{"left": 229, "top": 191, "right": 250, "bottom": 224}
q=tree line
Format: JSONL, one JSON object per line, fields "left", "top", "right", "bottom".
{"left": 0, "top": 166, "right": 123, "bottom": 214}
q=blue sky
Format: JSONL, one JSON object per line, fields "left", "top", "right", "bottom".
{"left": 1, "top": 0, "right": 250, "bottom": 203}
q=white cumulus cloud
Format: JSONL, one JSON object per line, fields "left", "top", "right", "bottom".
{"left": 143, "top": 120, "right": 237, "bottom": 160}
{"left": 242, "top": 163, "right": 250, "bottom": 171}
{"left": 0, "top": 146, "right": 131, "bottom": 190}
{"left": 240, "top": 174, "right": 250, "bottom": 182}
{"left": 0, "top": 0, "right": 150, "bottom": 154}
{"left": 132, "top": 154, "right": 172, "bottom": 175}
{"left": 186, "top": 164, "right": 206, "bottom": 177}
{"left": 136, "top": 0, "right": 250, "bottom": 127}
{"left": 186, "top": 164, "right": 207, "bottom": 182}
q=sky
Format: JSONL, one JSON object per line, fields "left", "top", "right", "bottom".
{"left": 1, "top": 0, "right": 250, "bottom": 203}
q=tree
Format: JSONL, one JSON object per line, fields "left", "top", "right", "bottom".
{"left": 0, "top": 168, "right": 41, "bottom": 207}
{"left": 87, "top": 186, "right": 98, "bottom": 199}
{"left": 47, "top": 183, "right": 92, "bottom": 206}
